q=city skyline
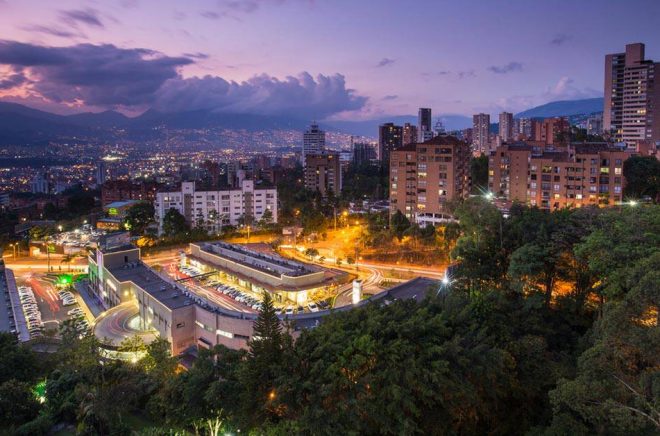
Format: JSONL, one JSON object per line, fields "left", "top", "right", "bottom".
{"left": 0, "top": 0, "right": 659, "bottom": 120}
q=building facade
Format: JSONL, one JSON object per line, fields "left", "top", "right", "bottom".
{"left": 304, "top": 151, "right": 342, "bottom": 197}
{"left": 604, "top": 43, "right": 660, "bottom": 147}
{"left": 302, "top": 123, "right": 326, "bottom": 166}
{"left": 352, "top": 142, "right": 377, "bottom": 166}
{"left": 489, "top": 142, "right": 631, "bottom": 209}
{"left": 418, "top": 108, "right": 433, "bottom": 142}
{"left": 101, "top": 180, "right": 161, "bottom": 206}
{"left": 402, "top": 122, "right": 418, "bottom": 146}
{"left": 154, "top": 179, "right": 277, "bottom": 234}
{"left": 499, "top": 112, "right": 514, "bottom": 142}
{"left": 472, "top": 113, "right": 490, "bottom": 154}
{"left": 390, "top": 136, "right": 471, "bottom": 225}
{"left": 378, "top": 123, "right": 403, "bottom": 164}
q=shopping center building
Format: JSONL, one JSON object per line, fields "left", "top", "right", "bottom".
{"left": 188, "top": 241, "right": 337, "bottom": 306}
{"left": 88, "top": 233, "right": 440, "bottom": 356}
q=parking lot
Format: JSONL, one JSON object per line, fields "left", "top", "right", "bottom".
{"left": 14, "top": 274, "right": 92, "bottom": 338}
{"left": 172, "top": 263, "right": 331, "bottom": 317}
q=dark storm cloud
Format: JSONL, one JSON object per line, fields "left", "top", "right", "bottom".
{"left": 0, "top": 40, "right": 192, "bottom": 106}
{"left": 60, "top": 8, "right": 104, "bottom": 28}
{"left": 0, "top": 69, "right": 28, "bottom": 90}
{"left": 376, "top": 58, "right": 395, "bottom": 67}
{"left": 488, "top": 62, "right": 523, "bottom": 74}
{"left": 0, "top": 41, "right": 367, "bottom": 118}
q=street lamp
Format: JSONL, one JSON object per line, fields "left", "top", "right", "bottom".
{"left": 58, "top": 225, "right": 63, "bottom": 232}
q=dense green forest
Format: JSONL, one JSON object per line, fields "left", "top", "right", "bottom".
{"left": 1, "top": 202, "right": 658, "bottom": 435}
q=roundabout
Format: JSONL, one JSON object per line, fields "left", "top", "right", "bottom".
{"left": 93, "top": 302, "right": 157, "bottom": 349}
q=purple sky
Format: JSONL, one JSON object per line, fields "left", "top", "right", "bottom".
{"left": 0, "top": 0, "right": 659, "bottom": 120}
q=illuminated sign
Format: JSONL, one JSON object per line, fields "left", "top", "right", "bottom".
{"left": 108, "top": 208, "right": 119, "bottom": 216}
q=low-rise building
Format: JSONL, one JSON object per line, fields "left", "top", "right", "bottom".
{"left": 88, "top": 234, "right": 439, "bottom": 356}
{"left": 489, "top": 142, "right": 631, "bottom": 209}
{"left": 154, "top": 179, "right": 277, "bottom": 234}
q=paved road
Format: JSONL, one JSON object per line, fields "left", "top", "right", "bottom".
{"left": 94, "top": 302, "right": 156, "bottom": 347}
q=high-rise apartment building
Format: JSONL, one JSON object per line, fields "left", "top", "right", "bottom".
{"left": 472, "top": 113, "right": 490, "bottom": 154}
{"left": 389, "top": 136, "right": 471, "bottom": 225}
{"left": 604, "top": 43, "right": 660, "bottom": 147}
{"left": 378, "top": 123, "right": 403, "bottom": 164}
{"left": 155, "top": 180, "right": 277, "bottom": 234}
{"left": 518, "top": 118, "right": 533, "bottom": 140}
{"left": 304, "top": 151, "right": 342, "bottom": 197}
{"left": 418, "top": 108, "right": 433, "bottom": 142}
{"left": 302, "top": 123, "right": 326, "bottom": 166}
{"left": 352, "top": 142, "right": 377, "bottom": 166}
{"left": 489, "top": 142, "right": 631, "bottom": 209}
{"left": 499, "top": 112, "right": 514, "bottom": 142}
{"left": 402, "top": 122, "right": 418, "bottom": 146}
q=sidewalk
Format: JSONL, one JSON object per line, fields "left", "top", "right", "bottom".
{"left": 74, "top": 280, "right": 105, "bottom": 320}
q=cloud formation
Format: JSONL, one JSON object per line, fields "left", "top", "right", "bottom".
{"left": 488, "top": 62, "right": 523, "bottom": 74}
{"left": 550, "top": 34, "right": 571, "bottom": 46}
{"left": 59, "top": 8, "right": 104, "bottom": 28}
{"left": 153, "top": 73, "right": 367, "bottom": 119}
{"left": 376, "top": 58, "right": 395, "bottom": 67}
{"left": 0, "top": 40, "right": 366, "bottom": 119}
{"left": 382, "top": 95, "right": 398, "bottom": 100}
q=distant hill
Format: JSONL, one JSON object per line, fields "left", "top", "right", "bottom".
{"left": 326, "top": 114, "right": 472, "bottom": 137}
{"left": 0, "top": 98, "right": 605, "bottom": 146}
{"left": 515, "top": 97, "right": 603, "bottom": 119}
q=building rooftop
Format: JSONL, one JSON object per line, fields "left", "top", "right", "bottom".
{"left": 104, "top": 200, "right": 141, "bottom": 209}
{"left": 199, "top": 242, "right": 320, "bottom": 278}
{"left": 109, "top": 261, "right": 193, "bottom": 310}
{"left": 420, "top": 135, "right": 467, "bottom": 146}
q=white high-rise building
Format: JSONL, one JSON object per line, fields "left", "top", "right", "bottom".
{"left": 302, "top": 123, "right": 325, "bottom": 166}
{"left": 155, "top": 180, "right": 277, "bottom": 235}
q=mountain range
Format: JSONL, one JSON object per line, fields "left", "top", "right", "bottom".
{"left": 0, "top": 97, "right": 604, "bottom": 146}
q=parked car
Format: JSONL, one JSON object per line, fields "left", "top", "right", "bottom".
{"left": 308, "top": 302, "right": 319, "bottom": 313}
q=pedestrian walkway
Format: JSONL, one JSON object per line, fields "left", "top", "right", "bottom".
{"left": 74, "top": 280, "right": 105, "bottom": 320}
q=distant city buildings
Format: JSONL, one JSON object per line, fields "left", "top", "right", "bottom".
{"left": 154, "top": 179, "right": 277, "bottom": 234}
{"left": 304, "top": 151, "right": 342, "bottom": 197}
{"left": 418, "top": 108, "right": 433, "bottom": 142}
{"left": 302, "top": 123, "right": 326, "bottom": 166}
{"left": 101, "top": 180, "right": 161, "bottom": 207}
{"left": 489, "top": 142, "right": 631, "bottom": 209}
{"left": 30, "top": 172, "right": 49, "bottom": 194}
{"left": 604, "top": 42, "right": 660, "bottom": 147}
{"left": 378, "top": 123, "right": 403, "bottom": 164}
{"left": 389, "top": 136, "right": 471, "bottom": 225}
{"left": 472, "top": 113, "right": 490, "bottom": 154}
{"left": 586, "top": 114, "right": 604, "bottom": 136}
{"left": 499, "top": 112, "right": 514, "bottom": 142}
